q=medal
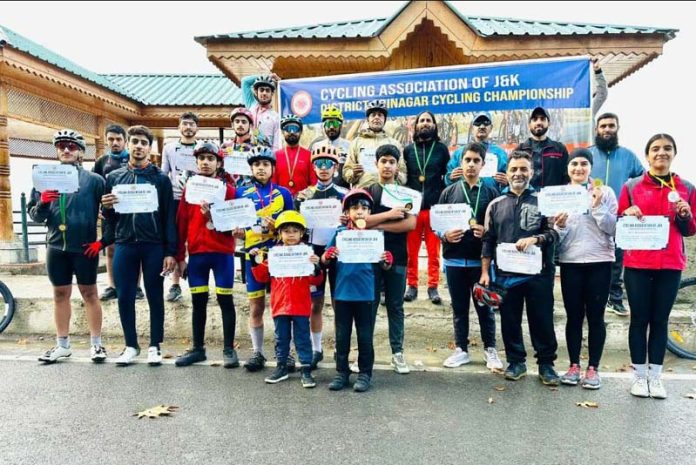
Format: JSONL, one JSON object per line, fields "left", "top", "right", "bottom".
{"left": 254, "top": 253, "right": 264, "bottom": 264}
{"left": 355, "top": 219, "right": 367, "bottom": 229}
{"left": 469, "top": 218, "right": 477, "bottom": 227}
{"left": 668, "top": 190, "right": 680, "bottom": 203}
{"left": 404, "top": 203, "right": 413, "bottom": 212}
{"left": 252, "top": 225, "right": 263, "bottom": 234}
{"left": 288, "top": 180, "right": 295, "bottom": 188}
{"left": 58, "top": 224, "right": 67, "bottom": 232}
{"left": 418, "top": 175, "right": 425, "bottom": 183}
{"left": 206, "top": 221, "right": 215, "bottom": 230}
{"left": 593, "top": 179, "right": 603, "bottom": 187}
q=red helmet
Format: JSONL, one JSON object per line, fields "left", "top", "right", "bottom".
{"left": 472, "top": 283, "right": 506, "bottom": 310}
{"left": 230, "top": 107, "right": 255, "bottom": 125}
{"left": 194, "top": 141, "right": 224, "bottom": 160}
{"left": 342, "top": 188, "right": 374, "bottom": 211}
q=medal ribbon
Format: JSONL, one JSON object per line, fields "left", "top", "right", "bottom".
{"left": 460, "top": 180, "right": 482, "bottom": 218}
{"left": 414, "top": 142, "right": 435, "bottom": 181}
{"left": 284, "top": 146, "right": 300, "bottom": 185}
{"left": 649, "top": 171, "right": 676, "bottom": 192}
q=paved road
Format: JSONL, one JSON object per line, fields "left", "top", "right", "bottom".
{"left": 2, "top": 357, "right": 696, "bottom": 465}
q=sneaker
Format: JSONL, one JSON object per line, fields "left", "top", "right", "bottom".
{"left": 350, "top": 360, "right": 360, "bottom": 374}
{"left": 147, "top": 346, "right": 162, "bottom": 366}
{"left": 301, "top": 367, "right": 316, "bottom": 388}
{"left": 353, "top": 373, "right": 372, "bottom": 392}
{"left": 166, "top": 284, "right": 182, "bottom": 302}
{"left": 630, "top": 376, "right": 650, "bottom": 398}
{"left": 607, "top": 300, "right": 629, "bottom": 317}
{"left": 38, "top": 345, "right": 72, "bottom": 363}
{"left": 100, "top": 286, "right": 117, "bottom": 301}
{"left": 286, "top": 354, "right": 297, "bottom": 373}
{"left": 115, "top": 347, "right": 140, "bottom": 366}
{"left": 538, "top": 364, "right": 560, "bottom": 386}
{"left": 403, "top": 286, "right": 418, "bottom": 302}
{"left": 310, "top": 351, "right": 324, "bottom": 370}
{"left": 504, "top": 362, "right": 527, "bottom": 381}
{"left": 328, "top": 372, "right": 350, "bottom": 391}
{"left": 244, "top": 351, "right": 266, "bottom": 372}
{"left": 135, "top": 287, "right": 145, "bottom": 300}
{"left": 581, "top": 366, "right": 601, "bottom": 390}
{"left": 427, "top": 287, "right": 442, "bottom": 305}
{"left": 223, "top": 348, "right": 240, "bottom": 368}
{"left": 391, "top": 352, "right": 410, "bottom": 374}
{"left": 90, "top": 345, "right": 107, "bottom": 363}
{"left": 443, "top": 348, "right": 471, "bottom": 368}
{"left": 560, "top": 364, "right": 582, "bottom": 386}
{"left": 484, "top": 347, "right": 504, "bottom": 370}
{"left": 175, "top": 347, "right": 206, "bottom": 367}
{"left": 648, "top": 376, "right": 667, "bottom": 399}
{"left": 264, "top": 364, "right": 289, "bottom": 384}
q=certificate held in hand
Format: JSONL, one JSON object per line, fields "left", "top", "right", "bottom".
{"left": 210, "top": 198, "right": 257, "bottom": 231}
{"left": 184, "top": 175, "right": 226, "bottom": 205}
{"left": 615, "top": 216, "right": 669, "bottom": 250}
{"left": 381, "top": 184, "right": 422, "bottom": 215}
{"left": 32, "top": 164, "right": 79, "bottom": 193}
{"left": 495, "top": 243, "right": 542, "bottom": 275}
{"left": 268, "top": 244, "right": 315, "bottom": 277}
{"left": 112, "top": 184, "right": 159, "bottom": 214}
{"left": 224, "top": 151, "right": 252, "bottom": 176}
{"left": 537, "top": 185, "right": 589, "bottom": 217}
{"left": 300, "top": 198, "right": 342, "bottom": 229}
{"left": 430, "top": 203, "right": 472, "bottom": 233}
{"left": 336, "top": 229, "right": 384, "bottom": 263}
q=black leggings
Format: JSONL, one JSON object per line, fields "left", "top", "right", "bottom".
{"left": 625, "top": 268, "right": 681, "bottom": 365}
{"left": 191, "top": 293, "right": 236, "bottom": 350}
{"left": 560, "top": 262, "right": 612, "bottom": 367}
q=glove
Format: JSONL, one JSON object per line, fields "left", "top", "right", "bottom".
{"left": 322, "top": 246, "right": 338, "bottom": 262}
{"left": 83, "top": 241, "right": 103, "bottom": 259}
{"left": 176, "top": 170, "right": 191, "bottom": 191}
{"left": 40, "top": 190, "right": 60, "bottom": 204}
{"left": 381, "top": 251, "right": 394, "bottom": 268}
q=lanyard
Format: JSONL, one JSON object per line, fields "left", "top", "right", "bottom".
{"left": 649, "top": 171, "right": 676, "bottom": 191}
{"left": 604, "top": 150, "right": 612, "bottom": 186}
{"left": 460, "top": 180, "right": 482, "bottom": 217}
{"left": 414, "top": 142, "right": 435, "bottom": 180}
{"left": 253, "top": 183, "right": 274, "bottom": 209}
{"left": 284, "top": 146, "right": 300, "bottom": 185}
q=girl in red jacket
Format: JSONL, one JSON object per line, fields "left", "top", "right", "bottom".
{"left": 618, "top": 134, "right": 696, "bottom": 399}
{"left": 250, "top": 210, "right": 323, "bottom": 388}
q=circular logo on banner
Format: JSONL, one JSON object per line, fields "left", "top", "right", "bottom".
{"left": 291, "top": 91, "right": 312, "bottom": 118}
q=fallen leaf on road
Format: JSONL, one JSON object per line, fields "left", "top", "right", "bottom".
{"left": 684, "top": 392, "right": 696, "bottom": 400}
{"left": 576, "top": 401, "right": 599, "bottom": 409}
{"left": 617, "top": 364, "right": 631, "bottom": 373}
{"left": 162, "top": 353, "right": 173, "bottom": 359}
{"left": 447, "top": 341, "right": 456, "bottom": 350}
{"left": 469, "top": 338, "right": 479, "bottom": 347}
{"left": 490, "top": 367, "right": 504, "bottom": 375}
{"left": 16, "top": 338, "right": 28, "bottom": 345}
{"left": 580, "top": 355, "right": 588, "bottom": 360}
{"left": 548, "top": 387, "right": 559, "bottom": 392}
{"left": 210, "top": 361, "right": 222, "bottom": 367}
{"left": 494, "top": 386, "right": 506, "bottom": 391}
{"left": 488, "top": 397, "right": 495, "bottom": 404}
{"left": 666, "top": 367, "right": 674, "bottom": 373}
{"left": 134, "top": 405, "right": 179, "bottom": 419}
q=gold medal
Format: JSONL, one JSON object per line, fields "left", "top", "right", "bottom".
{"left": 58, "top": 224, "right": 67, "bottom": 232}
{"left": 592, "top": 179, "right": 603, "bottom": 187}
{"left": 355, "top": 219, "right": 367, "bottom": 229}
{"left": 418, "top": 175, "right": 425, "bottom": 183}
{"left": 288, "top": 180, "right": 295, "bottom": 188}
{"left": 469, "top": 218, "right": 477, "bottom": 227}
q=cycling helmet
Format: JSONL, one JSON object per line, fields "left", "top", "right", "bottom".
{"left": 311, "top": 145, "right": 340, "bottom": 164}
{"left": 53, "top": 129, "right": 86, "bottom": 151}
{"left": 321, "top": 105, "right": 344, "bottom": 122}
{"left": 252, "top": 75, "right": 277, "bottom": 91}
{"left": 365, "top": 99, "right": 388, "bottom": 118}
{"left": 280, "top": 114, "right": 303, "bottom": 130}
{"left": 230, "top": 107, "right": 255, "bottom": 125}
{"left": 275, "top": 210, "right": 307, "bottom": 231}
{"left": 472, "top": 283, "right": 506, "bottom": 310}
{"left": 342, "top": 188, "right": 374, "bottom": 211}
{"left": 194, "top": 141, "right": 223, "bottom": 160}
{"left": 246, "top": 145, "right": 276, "bottom": 165}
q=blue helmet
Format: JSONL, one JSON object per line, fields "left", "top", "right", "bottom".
{"left": 246, "top": 145, "right": 276, "bottom": 165}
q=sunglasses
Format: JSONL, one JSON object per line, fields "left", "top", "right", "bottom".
{"left": 472, "top": 120, "right": 491, "bottom": 127}
{"left": 323, "top": 120, "right": 341, "bottom": 129}
{"left": 283, "top": 124, "right": 301, "bottom": 134}
{"left": 313, "top": 159, "right": 336, "bottom": 169}
{"left": 56, "top": 141, "right": 81, "bottom": 152}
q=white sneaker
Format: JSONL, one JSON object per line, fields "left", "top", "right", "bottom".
{"left": 391, "top": 352, "right": 410, "bottom": 374}
{"left": 147, "top": 346, "right": 162, "bottom": 366}
{"left": 630, "top": 376, "right": 650, "bottom": 398}
{"left": 90, "top": 345, "right": 107, "bottom": 363}
{"left": 115, "top": 347, "right": 140, "bottom": 366}
{"left": 443, "top": 348, "right": 470, "bottom": 368}
{"left": 350, "top": 360, "right": 360, "bottom": 374}
{"left": 484, "top": 347, "right": 504, "bottom": 370}
{"left": 648, "top": 377, "right": 667, "bottom": 399}
{"left": 38, "top": 345, "right": 72, "bottom": 363}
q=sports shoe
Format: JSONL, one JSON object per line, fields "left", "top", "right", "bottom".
{"left": 648, "top": 376, "right": 667, "bottom": 399}
{"left": 175, "top": 347, "right": 206, "bottom": 367}
{"left": 244, "top": 351, "right": 266, "bottom": 372}
{"left": 166, "top": 284, "right": 182, "bottom": 302}
{"left": 581, "top": 366, "right": 601, "bottom": 390}
{"left": 90, "top": 345, "right": 107, "bottom": 363}
{"left": 391, "top": 352, "right": 410, "bottom": 374}
{"left": 353, "top": 373, "right": 372, "bottom": 392}
{"left": 301, "top": 366, "right": 316, "bottom": 388}
{"left": 443, "top": 348, "right": 470, "bottom": 368}
{"left": 607, "top": 300, "right": 629, "bottom": 317}
{"left": 286, "top": 354, "right": 297, "bottom": 373}
{"left": 147, "top": 346, "right": 162, "bottom": 366}
{"left": 328, "top": 372, "right": 350, "bottom": 391}
{"left": 350, "top": 360, "right": 360, "bottom": 374}
{"left": 135, "top": 287, "right": 145, "bottom": 300}
{"left": 264, "top": 364, "right": 289, "bottom": 384}
{"left": 38, "top": 345, "right": 72, "bottom": 363}
{"left": 310, "top": 351, "right": 324, "bottom": 370}
{"left": 115, "top": 347, "right": 140, "bottom": 366}
{"left": 538, "top": 364, "right": 560, "bottom": 386}
{"left": 223, "top": 348, "right": 240, "bottom": 368}
{"left": 504, "top": 362, "right": 527, "bottom": 381}
{"left": 427, "top": 287, "right": 442, "bottom": 305}
{"left": 484, "top": 347, "right": 504, "bottom": 370}
{"left": 560, "top": 364, "right": 582, "bottom": 386}
{"left": 403, "top": 286, "right": 418, "bottom": 302}
{"left": 100, "top": 286, "right": 117, "bottom": 301}
{"left": 630, "top": 376, "right": 650, "bottom": 398}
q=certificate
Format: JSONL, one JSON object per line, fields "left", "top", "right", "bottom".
{"left": 358, "top": 148, "right": 377, "bottom": 174}
{"left": 112, "top": 184, "right": 158, "bottom": 214}
{"left": 300, "top": 198, "right": 342, "bottom": 229}
{"left": 32, "top": 164, "right": 79, "bottom": 193}
{"left": 184, "top": 175, "right": 227, "bottom": 205}
{"left": 430, "top": 203, "right": 472, "bottom": 233}
{"left": 336, "top": 229, "right": 384, "bottom": 263}
{"left": 268, "top": 244, "right": 315, "bottom": 277}
{"left": 496, "top": 243, "right": 542, "bottom": 275}
{"left": 479, "top": 153, "right": 499, "bottom": 178}
{"left": 224, "top": 152, "right": 252, "bottom": 176}
{"left": 615, "top": 216, "right": 670, "bottom": 250}
{"left": 210, "top": 198, "right": 257, "bottom": 231}
{"left": 175, "top": 154, "right": 198, "bottom": 173}
{"left": 537, "top": 185, "right": 590, "bottom": 216}
{"left": 380, "top": 184, "right": 422, "bottom": 215}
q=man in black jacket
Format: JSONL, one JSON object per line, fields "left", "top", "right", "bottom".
{"left": 101, "top": 125, "right": 177, "bottom": 366}
{"left": 515, "top": 107, "right": 569, "bottom": 189}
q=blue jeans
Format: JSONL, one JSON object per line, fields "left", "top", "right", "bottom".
{"left": 273, "top": 316, "right": 312, "bottom": 366}
{"left": 373, "top": 265, "right": 406, "bottom": 354}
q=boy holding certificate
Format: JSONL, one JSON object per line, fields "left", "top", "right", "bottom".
{"left": 321, "top": 189, "right": 393, "bottom": 392}
{"left": 174, "top": 142, "right": 239, "bottom": 369}
{"left": 249, "top": 211, "right": 323, "bottom": 388}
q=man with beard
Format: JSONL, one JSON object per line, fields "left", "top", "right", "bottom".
{"left": 161, "top": 112, "right": 199, "bottom": 302}
{"left": 273, "top": 115, "right": 315, "bottom": 196}
{"left": 242, "top": 74, "right": 282, "bottom": 151}
{"left": 589, "top": 112, "right": 644, "bottom": 317}
{"left": 310, "top": 105, "right": 350, "bottom": 188}
{"left": 515, "top": 107, "right": 569, "bottom": 189}
{"left": 222, "top": 107, "right": 267, "bottom": 187}
{"left": 402, "top": 111, "right": 450, "bottom": 304}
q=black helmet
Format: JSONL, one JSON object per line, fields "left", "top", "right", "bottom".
{"left": 280, "top": 114, "right": 303, "bottom": 130}
{"left": 194, "top": 141, "right": 223, "bottom": 160}
{"left": 365, "top": 99, "right": 388, "bottom": 118}
{"left": 53, "top": 129, "right": 86, "bottom": 151}
{"left": 252, "top": 75, "right": 277, "bottom": 91}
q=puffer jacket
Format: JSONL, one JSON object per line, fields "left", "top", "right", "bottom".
{"left": 343, "top": 129, "right": 406, "bottom": 188}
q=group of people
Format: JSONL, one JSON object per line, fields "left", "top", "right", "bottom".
{"left": 29, "top": 72, "right": 695, "bottom": 399}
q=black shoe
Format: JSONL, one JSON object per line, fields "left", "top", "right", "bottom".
{"left": 100, "top": 286, "right": 117, "bottom": 301}
{"left": 223, "top": 348, "right": 239, "bottom": 368}
{"left": 264, "top": 364, "right": 289, "bottom": 384}
{"left": 328, "top": 372, "right": 350, "bottom": 391}
{"left": 403, "top": 286, "right": 418, "bottom": 302}
{"left": 310, "top": 351, "right": 324, "bottom": 370}
{"left": 175, "top": 347, "right": 207, "bottom": 367}
{"left": 286, "top": 354, "right": 297, "bottom": 373}
{"left": 353, "top": 373, "right": 372, "bottom": 392}
{"left": 135, "top": 287, "right": 145, "bottom": 300}
{"left": 166, "top": 284, "right": 182, "bottom": 302}
{"left": 244, "top": 351, "right": 266, "bottom": 372}
{"left": 607, "top": 300, "right": 629, "bottom": 317}
{"left": 504, "top": 362, "right": 527, "bottom": 381}
{"left": 427, "top": 287, "right": 442, "bottom": 305}
{"left": 301, "top": 366, "right": 316, "bottom": 388}
{"left": 538, "top": 364, "right": 560, "bottom": 386}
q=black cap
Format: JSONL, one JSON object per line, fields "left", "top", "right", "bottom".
{"left": 530, "top": 106, "right": 550, "bottom": 121}
{"left": 568, "top": 147, "right": 593, "bottom": 166}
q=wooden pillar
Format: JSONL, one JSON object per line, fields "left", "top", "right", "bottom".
{"left": 95, "top": 116, "right": 106, "bottom": 158}
{"left": 0, "top": 80, "right": 14, "bottom": 242}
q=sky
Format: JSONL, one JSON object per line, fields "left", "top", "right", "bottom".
{"left": 2, "top": 1, "right": 694, "bottom": 177}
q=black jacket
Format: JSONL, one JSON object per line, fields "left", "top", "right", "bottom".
{"left": 102, "top": 164, "right": 177, "bottom": 257}
{"left": 93, "top": 153, "right": 128, "bottom": 179}
{"left": 28, "top": 166, "right": 105, "bottom": 253}
{"left": 516, "top": 138, "right": 569, "bottom": 189}
{"left": 403, "top": 140, "right": 449, "bottom": 210}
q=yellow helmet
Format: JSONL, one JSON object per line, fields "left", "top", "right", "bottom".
{"left": 321, "top": 105, "right": 344, "bottom": 122}
{"left": 275, "top": 210, "right": 307, "bottom": 231}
